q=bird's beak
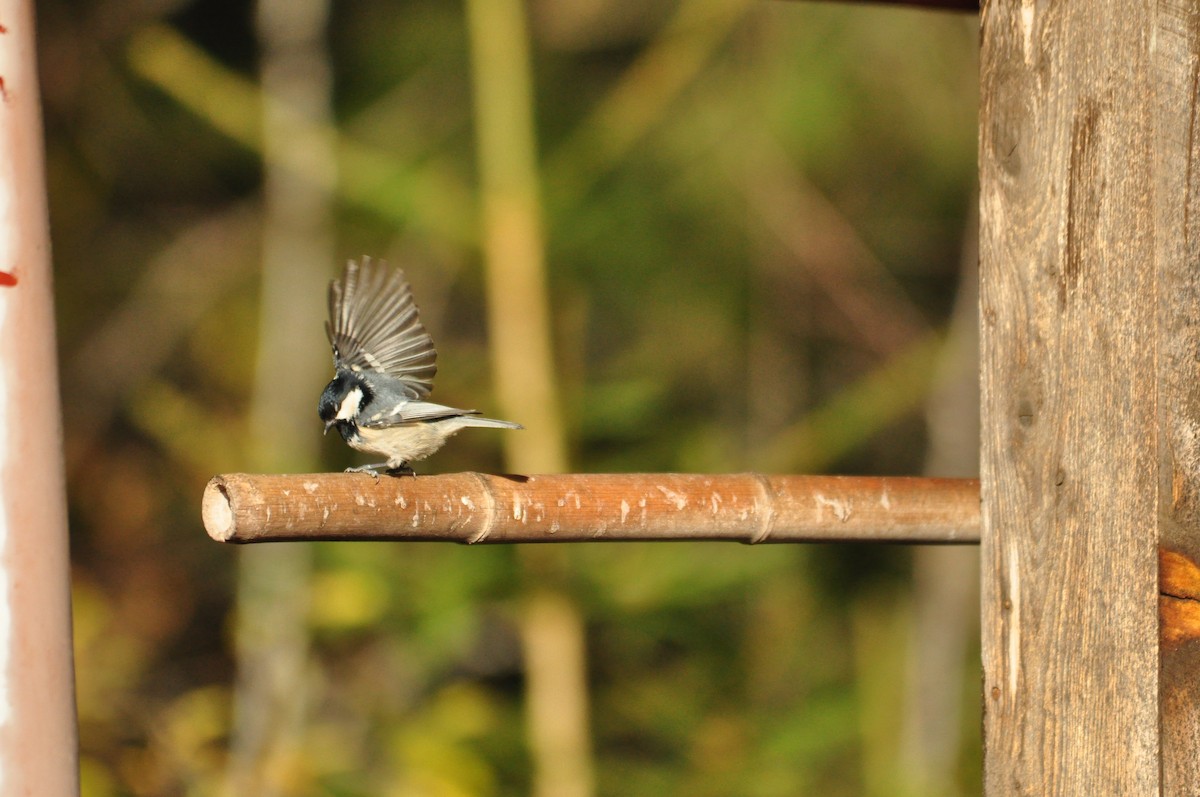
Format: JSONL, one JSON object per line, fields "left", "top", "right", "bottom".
{"left": 323, "top": 419, "right": 335, "bottom": 435}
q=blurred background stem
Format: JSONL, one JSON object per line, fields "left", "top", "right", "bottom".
{"left": 225, "top": 0, "right": 335, "bottom": 793}
{"left": 464, "top": 2, "right": 593, "bottom": 797}
{"left": 901, "top": 207, "right": 980, "bottom": 797}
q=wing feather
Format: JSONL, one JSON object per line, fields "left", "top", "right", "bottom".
{"left": 359, "top": 399, "right": 478, "bottom": 427}
{"left": 326, "top": 258, "right": 437, "bottom": 398}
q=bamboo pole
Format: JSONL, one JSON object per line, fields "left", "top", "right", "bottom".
{"left": 203, "top": 473, "right": 982, "bottom": 544}
{"left": 0, "top": 0, "right": 79, "bottom": 793}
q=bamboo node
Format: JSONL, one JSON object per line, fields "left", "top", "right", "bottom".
{"left": 468, "top": 472, "right": 498, "bottom": 544}
{"left": 750, "top": 473, "right": 777, "bottom": 544}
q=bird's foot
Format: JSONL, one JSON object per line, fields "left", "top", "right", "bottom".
{"left": 344, "top": 463, "right": 385, "bottom": 479}
{"left": 344, "top": 462, "right": 414, "bottom": 478}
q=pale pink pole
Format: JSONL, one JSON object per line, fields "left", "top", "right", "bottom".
{"left": 0, "top": 0, "right": 79, "bottom": 793}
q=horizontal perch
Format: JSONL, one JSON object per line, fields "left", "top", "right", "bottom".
{"left": 203, "top": 472, "right": 981, "bottom": 544}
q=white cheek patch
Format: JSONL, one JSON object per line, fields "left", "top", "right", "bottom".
{"left": 336, "top": 386, "right": 364, "bottom": 420}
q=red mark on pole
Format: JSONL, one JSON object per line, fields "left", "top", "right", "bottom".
{"left": 0, "top": 272, "right": 18, "bottom": 287}
{"left": 0, "top": 26, "right": 7, "bottom": 98}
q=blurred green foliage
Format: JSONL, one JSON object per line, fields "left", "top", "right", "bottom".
{"left": 40, "top": 0, "right": 979, "bottom": 794}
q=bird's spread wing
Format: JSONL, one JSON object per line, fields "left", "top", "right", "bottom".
{"left": 359, "top": 399, "right": 476, "bottom": 428}
{"left": 326, "top": 258, "right": 437, "bottom": 399}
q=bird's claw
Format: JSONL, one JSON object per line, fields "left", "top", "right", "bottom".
{"left": 344, "top": 463, "right": 383, "bottom": 479}
{"left": 344, "top": 463, "right": 414, "bottom": 478}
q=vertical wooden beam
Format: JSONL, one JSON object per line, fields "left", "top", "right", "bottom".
{"left": 980, "top": 1, "right": 1160, "bottom": 793}
{"left": 1153, "top": 1, "right": 1200, "bottom": 790}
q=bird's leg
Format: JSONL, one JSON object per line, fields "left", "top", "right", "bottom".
{"left": 343, "top": 462, "right": 416, "bottom": 478}
{"left": 344, "top": 462, "right": 389, "bottom": 479}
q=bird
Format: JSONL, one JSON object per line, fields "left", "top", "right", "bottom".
{"left": 318, "top": 257, "right": 522, "bottom": 475}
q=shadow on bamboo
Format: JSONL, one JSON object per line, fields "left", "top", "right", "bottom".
{"left": 203, "top": 473, "right": 981, "bottom": 544}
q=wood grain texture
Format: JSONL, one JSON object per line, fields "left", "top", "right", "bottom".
{"left": 1154, "top": 0, "right": 1200, "bottom": 788}
{"left": 202, "top": 473, "right": 981, "bottom": 544}
{"left": 980, "top": 0, "right": 1161, "bottom": 792}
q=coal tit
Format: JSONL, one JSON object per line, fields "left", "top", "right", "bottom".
{"left": 318, "top": 258, "right": 522, "bottom": 475}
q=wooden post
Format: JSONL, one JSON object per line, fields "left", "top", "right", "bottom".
{"left": 980, "top": 0, "right": 1166, "bottom": 791}
{"left": 1152, "top": 1, "right": 1200, "bottom": 790}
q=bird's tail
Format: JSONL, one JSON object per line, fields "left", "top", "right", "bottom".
{"left": 459, "top": 414, "right": 523, "bottom": 430}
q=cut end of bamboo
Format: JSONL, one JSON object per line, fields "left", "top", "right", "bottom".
{"left": 202, "top": 477, "right": 236, "bottom": 542}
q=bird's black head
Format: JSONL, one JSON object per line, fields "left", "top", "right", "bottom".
{"left": 318, "top": 371, "right": 371, "bottom": 433}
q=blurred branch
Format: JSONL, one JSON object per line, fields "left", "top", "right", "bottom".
{"left": 126, "top": 25, "right": 475, "bottom": 244}
{"left": 342, "top": 61, "right": 466, "bottom": 157}
{"left": 464, "top": 1, "right": 566, "bottom": 473}
{"left": 202, "top": 472, "right": 983, "bottom": 544}
{"left": 920, "top": 213, "right": 979, "bottom": 479}
{"left": 127, "top": 379, "right": 243, "bottom": 475}
{"left": 224, "top": 0, "right": 336, "bottom": 792}
{"left": 753, "top": 332, "right": 946, "bottom": 473}
{"left": 125, "top": 26, "right": 261, "bottom": 149}
{"left": 64, "top": 204, "right": 259, "bottom": 462}
{"left": 463, "top": 1, "right": 589, "bottom": 796}
{"left": 901, "top": 205, "right": 979, "bottom": 797}
{"left": 852, "top": 591, "right": 911, "bottom": 797}
{"left": 544, "top": 0, "right": 756, "bottom": 207}
{"left": 741, "top": 140, "right": 933, "bottom": 357}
